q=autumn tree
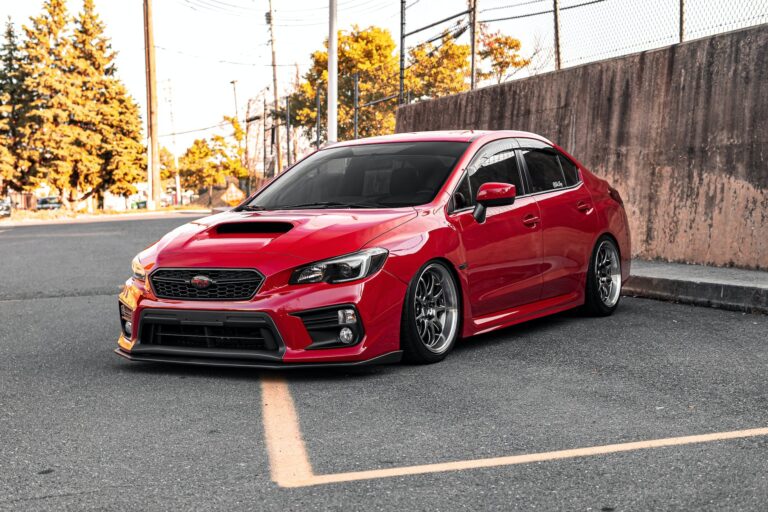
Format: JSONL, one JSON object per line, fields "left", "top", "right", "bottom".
{"left": 179, "top": 138, "right": 214, "bottom": 195}
{"left": 290, "top": 26, "right": 400, "bottom": 142}
{"left": 405, "top": 31, "right": 470, "bottom": 101}
{"left": 0, "top": 18, "right": 30, "bottom": 191}
{"left": 159, "top": 146, "right": 177, "bottom": 182}
{"left": 210, "top": 116, "right": 247, "bottom": 181}
{"left": 478, "top": 26, "right": 531, "bottom": 84}
{"left": 178, "top": 117, "right": 247, "bottom": 204}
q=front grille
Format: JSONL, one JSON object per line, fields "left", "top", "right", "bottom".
{"left": 139, "top": 310, "right": 280, "bottom": 352}
{"left": 150, "top": 268, "right": 264, "bottom": 301}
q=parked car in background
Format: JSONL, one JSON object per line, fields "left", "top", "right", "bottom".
{"left": 116, "top": 130, "right": 631, "bottom": 369}
{"left": 37, "top": 197, "right": 62, "bottom": 210}
{"left": 0, "top": 198, "right": 11, "bottom": 217}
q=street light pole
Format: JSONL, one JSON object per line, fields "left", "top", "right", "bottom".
{"left": 229, "top": 79, "right": 239, "bottom": 121}
{"left": 469, "top": 0, "right": 478, "bottom": 89}
{"left": 353, "top": 72, "right": 359, "bottom": 139}
{"left": 327, "top": 0, "right": 338, "bottom": 143}
{"left": 553, "top": 0, "right": 562, "bottom": 70}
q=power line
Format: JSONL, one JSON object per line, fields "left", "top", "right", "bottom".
{"left": 178, "top": 0, "right": 393, "bottom": 26}
{"left": 154, "top": 45, "right": 296, "bottom": 67}
{"left": 159, "top": 121, "right": 228, "bottom": 138}
{"left": 479, "top": 0, "right": 546, "bottom": 14}
{"left": 480, "top": 0, "right": 606, "bottom": 23}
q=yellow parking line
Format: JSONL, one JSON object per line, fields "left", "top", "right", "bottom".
{"left": 261, "top": 377, "right": 768, "bottom": 488}
{"left": 260, "top": 376, "right": 314, "bottom": 487}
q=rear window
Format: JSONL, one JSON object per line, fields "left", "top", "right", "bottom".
{"left": 523, "top": 149, "right": 567, "bottom": 192}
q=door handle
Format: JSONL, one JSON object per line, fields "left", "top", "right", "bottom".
{"left": 576, "top": 200, "right": 592, "bottom": 212}
{"left": 522, "top": 214, "right": 539, "bottom": 227}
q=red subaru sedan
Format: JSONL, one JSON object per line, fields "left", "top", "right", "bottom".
{"left": 116, "top": 130, "right": 630, "bottom": 368}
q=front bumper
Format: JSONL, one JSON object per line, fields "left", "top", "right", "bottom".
{"left": 116, "top": 267, "right": 407, "bottom": 368}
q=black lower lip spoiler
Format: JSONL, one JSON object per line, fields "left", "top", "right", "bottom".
{"left": 114, "top": 348, "right": 402, "bottom": 370}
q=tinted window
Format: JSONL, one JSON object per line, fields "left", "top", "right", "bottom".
{"left": 452, "top": 173, "right": 473, "bottom": 210}
{"left": 470, "top": 150, "right": 523, "bottom": 196}
{"left": 246, "top": 141, "right": 469, "bottom": 209}
{"left": 559, "top": 155, "right": 580, "bottom": 186}
{"left": 523, "top": 149, "right": 566, "bottom": 192}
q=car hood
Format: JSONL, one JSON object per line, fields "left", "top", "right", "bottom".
{"left": 150, "top": 209, "right": 418, "bottom": 272}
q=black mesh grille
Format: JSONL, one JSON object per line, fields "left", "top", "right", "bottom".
{"left": 150, "top": 268, "right": 263, "bottom": 300}
{"left": 141, "top": 323, "right": 277, "bottom": 351}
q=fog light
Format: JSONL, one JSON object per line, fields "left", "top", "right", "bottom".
{"left": 124, "top": 321, "right": 133, "bottom": 337}
{"left": 337, "top": 308, "right": 357, "bottom": 325}
{"left": 339, "top": 327, "right": 354, "bottom": 344}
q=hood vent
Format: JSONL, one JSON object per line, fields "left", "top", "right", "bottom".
{"left": 215, "top": 222, "right": 293, "bottom": 235}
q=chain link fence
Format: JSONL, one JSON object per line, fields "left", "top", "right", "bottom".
{"left": 476, "top": 0, "right": 768, "bottom": 75}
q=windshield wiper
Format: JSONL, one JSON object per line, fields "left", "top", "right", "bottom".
{"left": 237, "top": 205, "right": 266, "bottom": 211}
{"left": 274, "top": 201, "right": 380, "bottom": 210}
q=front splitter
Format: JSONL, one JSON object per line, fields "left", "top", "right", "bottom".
{"left": 114, "top": 348, "right": 403, "bottom": 370}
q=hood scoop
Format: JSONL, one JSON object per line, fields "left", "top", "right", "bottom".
{"left": 214, "top": 222, "right": 293, "bottom": 236}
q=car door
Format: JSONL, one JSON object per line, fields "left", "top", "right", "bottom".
{"left": 448, "top": 139, "right": 543, "bottom": 317}
{"left": 518, "top": 138, "right": 599, "bottom": 301}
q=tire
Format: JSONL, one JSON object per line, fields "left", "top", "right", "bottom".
{"left": 582, "top": 235, "right": 622, "bottom": 316}
{"left": 400, "top": 261, "right": 461, "bottom": 364}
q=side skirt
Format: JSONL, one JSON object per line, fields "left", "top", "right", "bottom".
{"left": 466, "top": 292, "right": 582, "bottom": 337}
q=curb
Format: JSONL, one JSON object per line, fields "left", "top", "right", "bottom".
{"left": 623, "top": 275, "right": 768, "bottom": 314}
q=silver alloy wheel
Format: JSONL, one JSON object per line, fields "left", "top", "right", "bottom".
{"left": 595, "top": 240, "right": 621, "bottom": 307}
{"left": 414, "top": 263, "right": 459, "bottom": 354}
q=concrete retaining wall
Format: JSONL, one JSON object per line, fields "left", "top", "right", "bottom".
{"left": 396, "top": 25, "right": 768, "bottom": 270}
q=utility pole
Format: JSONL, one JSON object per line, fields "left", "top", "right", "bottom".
{"left": 262, "top": 94, "right": 268, "bottom": 178}
{"left": 315, "top": 89, "right": 321, "bottom": 148}
{"left": 679, "top": 0, "right": 685, "bottom": 42}
{"left": 353, "top": 72, "right": 359, "bottom": 139}
{"left": 266, "top": 0, "right": 282, "bottom": 172}
{"left": 143, "top": 0, "right": 161, "bottom": 209}
{"left": 469, "top": 0, "right": 478, "bottom": 89}
{"left": 164, "top": 80, "right": 182, "bottom": 206}
{"left": 327, "top": 0, "right": 338, "bottom": 143}
{"left": 285, "top": 97, "right": 292, "bottom": 166}
{"left": 399, "top": 0, "right": 406, "bottom": 103}
{"left": 553, "top": 0, "right": 561, "bottom": 70}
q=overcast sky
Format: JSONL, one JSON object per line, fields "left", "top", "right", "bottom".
{"left": 1, "top": 0, "right": 763, "bottom": 153}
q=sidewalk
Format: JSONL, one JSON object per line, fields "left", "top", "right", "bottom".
{"left": 0, "top": 209, "right": 211, "bottom": 228}
{"left": 624, "top": 260, "right": 768, "bottom": 314}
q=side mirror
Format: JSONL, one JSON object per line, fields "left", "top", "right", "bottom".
{"left": 473, "top": 182, "right": 516, "bottom": 223}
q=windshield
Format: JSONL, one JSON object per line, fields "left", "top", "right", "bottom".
{"left": 243, "top": 141, "right": 469, "bottom": 210}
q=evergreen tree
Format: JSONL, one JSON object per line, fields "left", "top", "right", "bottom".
{"left": 69, "top": 0, "right": 108, "bottom": 201}
{"left": 20, "top": 0, "right": 80, "bottom": 203}
{"left": 0, "top": 18, "right": 31, "bottom": 191}
{"left": 72, "top": 0, "right": 144, "bottom": 199}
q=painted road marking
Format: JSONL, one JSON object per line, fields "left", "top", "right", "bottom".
{"left": 261, "top": 376, "right": 314, "bottom": 487}
{"left": 261, "top": 376, "right": 768, "bottom": 488}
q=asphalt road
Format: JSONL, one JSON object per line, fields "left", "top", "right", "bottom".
{"left": 1, "top": 215, "right": 767, "bottom": 511}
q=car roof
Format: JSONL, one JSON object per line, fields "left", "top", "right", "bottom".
{"left": 327, "top": 130, "right": 552, "bottom": 148}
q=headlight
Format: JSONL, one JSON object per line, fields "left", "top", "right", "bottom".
{"left": 131, "top": 255, "right": 146, "bottom": 281}
{"left": 290, "top": 248, "right": 388, "bottom": 284}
